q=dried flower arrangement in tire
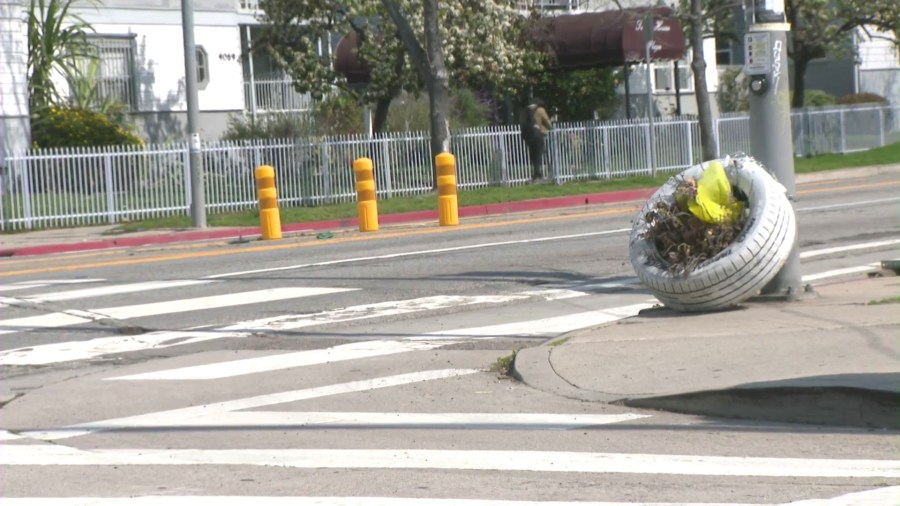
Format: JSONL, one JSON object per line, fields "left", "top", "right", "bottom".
{"left": 643, "top": 161, "right": 748, "bottom": 276}
{"left": 629, "top": 156, "right": 797, "bottom": 312}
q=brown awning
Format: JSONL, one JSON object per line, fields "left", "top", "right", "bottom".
{"left": 334, "top": 31, "right": 371, "bottom": 85}
{"left": 333, "top": 7, "right": 686, "bottom": 83}
{"left": 534, "top": 7, "right": 686, "bottom": 69}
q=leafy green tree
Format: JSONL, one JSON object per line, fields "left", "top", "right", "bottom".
{"left": 678, "top": 0, "right": 741, "bottom": 160}
{"left": 27, "top": 0, "right": 94, "bottom": 112}
{"left": 530, "top": 67, "right": 620, "bottom": 123}
{"left": 259, "top": 0, "right": 543, "bottom": 173}
{"left": 786, "top": 0, "right": 900, "bottom": 108}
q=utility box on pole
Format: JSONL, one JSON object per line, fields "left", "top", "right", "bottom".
{"left": 744, "top": 0, "right": 802, "bottom": 298}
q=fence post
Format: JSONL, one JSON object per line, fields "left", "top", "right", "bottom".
{"left": 602, "top": 127, "right": 611, "bottom": 179}
{"left": 104, "top": 153, "right": 116, "bottom": 223}
{"left": 182, "top": 144, "right": 192, "bottom": 216}
{"left": 878, "top": 107, "right": 885, "bottom": 147}
{"left": 320, "top": 140, "right": 331, "bottom": 204}
{"left": 380, "top": 137, "right": 394, "bottom": 199}
{"left": 550, "top": 131, "right": 561, "bottom": 183}
{"left": 685, "top": 121, "right": 694, "bottom": 167}
{"left": 498, "top": 131, "right": 509, "bottom": 186}
{"left": 839, "top": 108, "right": 846, "bottom": 153}
{"left": 20, "top": 156, "right": 33, "bottom": 229}
{"left": 643, "top": 122, "right": 654, "bottom": 176}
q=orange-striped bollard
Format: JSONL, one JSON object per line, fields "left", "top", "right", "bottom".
{"left": 254, "top": 165, "right": 282, "bottom": 240}
{"left": 436, "top": 152, "right": 459, "bottom": 226}
{"left": 353, "top": 157, "right": 379, "bottom": 232}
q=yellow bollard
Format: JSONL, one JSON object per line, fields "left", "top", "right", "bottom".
{"left": 254, "top": 165, "right": 282, "bottom": 240}
{"left": 436, "top": 152, "right": 459, "bottom": 226}
{"left": 353, "top": 157, "right": 379, "bottom": 232}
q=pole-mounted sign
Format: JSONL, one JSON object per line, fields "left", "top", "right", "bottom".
{"left": 744, "top": 0, "right": 803, "bottom": 298}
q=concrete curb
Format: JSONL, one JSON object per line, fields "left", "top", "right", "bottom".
{"left": 618, "top": 385, "right": 900, "bottom": 430}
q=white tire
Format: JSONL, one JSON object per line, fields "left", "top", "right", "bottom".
{"left": 629, "top": 156, "right": 797, "bottom": 312}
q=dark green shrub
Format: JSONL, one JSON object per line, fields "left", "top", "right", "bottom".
{"left": 221, "top": 112, "right": 314, "bottom": 141}
{"left": 836, "top": 92, "right": 888, "bottom": 105}
{"left": 32, "top": 106, "right": 143, "bottom": 148}
{"left": 803, "top": 89, "right": 836, "bottom": 107}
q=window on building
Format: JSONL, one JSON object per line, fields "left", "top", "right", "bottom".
{"left": 77, "top": 35, "right": 137, "bottom": 110}
{"left": 196, "top": 45, "right": 209, "bottom": 89}
{"left": 654, "top": 66, "right": 673, "bottom": 91}
{"left": 716, "top": 39, "right": 734, "bottom": 65}
{"left": 676, "top": 63, "right": 694, "bottom": 91}
{"left": 651, "top": 62, "right": 694, "bottom": 93}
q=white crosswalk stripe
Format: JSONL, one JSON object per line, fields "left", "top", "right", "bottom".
{"left": 0, "top": 278, "right": 106, "bottom": 292}
{"left": 4, "top": 445, "right": 898, "bottom": 478}
{"left": 2, "top": 488, "right": 898, "bottom": 505}
{"left": 0, "top": 286, "right": 357, "bottom": 336}
{"left": 0, "top": 280, "right": 643, "bottom": 366}
{"left": 0, "top": 279, "right": 216, "bottom": 307}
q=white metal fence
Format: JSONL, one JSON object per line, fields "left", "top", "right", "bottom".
{"left": 2, "top": 103, "right": 898, "bottom": 231}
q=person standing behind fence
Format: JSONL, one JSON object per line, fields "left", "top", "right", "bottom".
{"left": 521, "top": 98, "right": 553, "bottom": 181}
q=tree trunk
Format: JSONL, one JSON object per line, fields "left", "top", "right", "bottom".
{"left": 372, "top": 96, "right": 391, "bottom": 133}
{"left": 423, "top": 0, "right": 451, "bottom": 163}
{"left": 381, "top": 0, "right": 451, "bottom": 187}
{"left": 792, "top": 56, "right": 809, "bottom": 109}
{"left": 690, "top": 0, "right": 717, "bottom": 161}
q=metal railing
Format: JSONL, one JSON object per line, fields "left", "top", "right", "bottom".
{"left": 243, "top": 76, "right": 315, "bottom": 114}
{"left": 2, "top": 103, "right": 897, "bottom": 231}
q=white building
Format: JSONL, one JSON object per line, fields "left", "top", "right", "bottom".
{"left": 1, "top": 0, "right": 31, "bottom": 161}
{"left": 0, "top": 0, "right": 311, "bottom": 149}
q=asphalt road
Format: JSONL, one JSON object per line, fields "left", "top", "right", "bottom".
{"left": 1, "top": 172, "right": 898, "bottom": 504}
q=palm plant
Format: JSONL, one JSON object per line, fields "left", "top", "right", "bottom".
{"left": 67, "top": 57, "right": 128, "bottom": 122}
{"left": 27, "top": 0, "right": 95, "bottom": 112}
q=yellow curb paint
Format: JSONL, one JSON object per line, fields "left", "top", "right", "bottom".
{"left": 0, "top": 205, "right": 641, "bottom": 277}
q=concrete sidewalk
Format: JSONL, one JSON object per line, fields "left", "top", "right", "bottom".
{"left": 512, "top": 275, "right": 900, "bottom": 429}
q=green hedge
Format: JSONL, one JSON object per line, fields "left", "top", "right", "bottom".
{"left": 32, "top": 107, "right": 143, "bottom": 148}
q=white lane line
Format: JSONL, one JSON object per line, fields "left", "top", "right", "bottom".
{"left": 0, "top": 497, "right": 764, "bottom": 506}
{"left": 205, "top": 228, "right": 632, "bottom": 279}
{"left": 802, "top": 263, "right": 882, "bottom": 282}
{"left": 66, "top": 411, "right": 650, "bottom": 430}
{"left": 798, "top": 196, "right": 900, "bottom": 211}
{"left": 3, "top": 446, "right": 898, "bottom": 478}
{"left": 21, "top": 369, "right": 479, "bottom": 440}
{"left": 0, "top": 278, "right": 105, "bottom": 292}
{"left": 2, "top": 486, "right": 896, "bottom": 506}
{"left": 0, "top": 330, "right": 251, "bottom": 366}
{"left": 112, "top": 301, "right": 654, "bottom": 380}
{"left": 109, "top": 340, "right": 447, "bottom": 380}
{"left": 0, "top": 429, "right": 24, "bottom": 441}
{"left": 221, "top": 293, "right": 540, "bottom": 332}
{"left": 800, "top": 239, "right": 900, "bottom": 259}
{"left": 0, "top": 287, "right": 356, "bottom": 335}
{"left": 0, "top": 279, "right": 217, "bottom": 307}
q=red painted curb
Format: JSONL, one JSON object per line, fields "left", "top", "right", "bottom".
{"left": 0, "top": 188, "right": 654, "bottom": 257}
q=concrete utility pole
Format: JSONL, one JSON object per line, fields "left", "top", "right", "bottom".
{"left": 642, "top": 12, "right": 657, "bottom": 178}
{"left": 744, "top": 0, "right": 802, "bottom": 297}
{"left": 181, "top": 0, "right": 206, "bottom": 228}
